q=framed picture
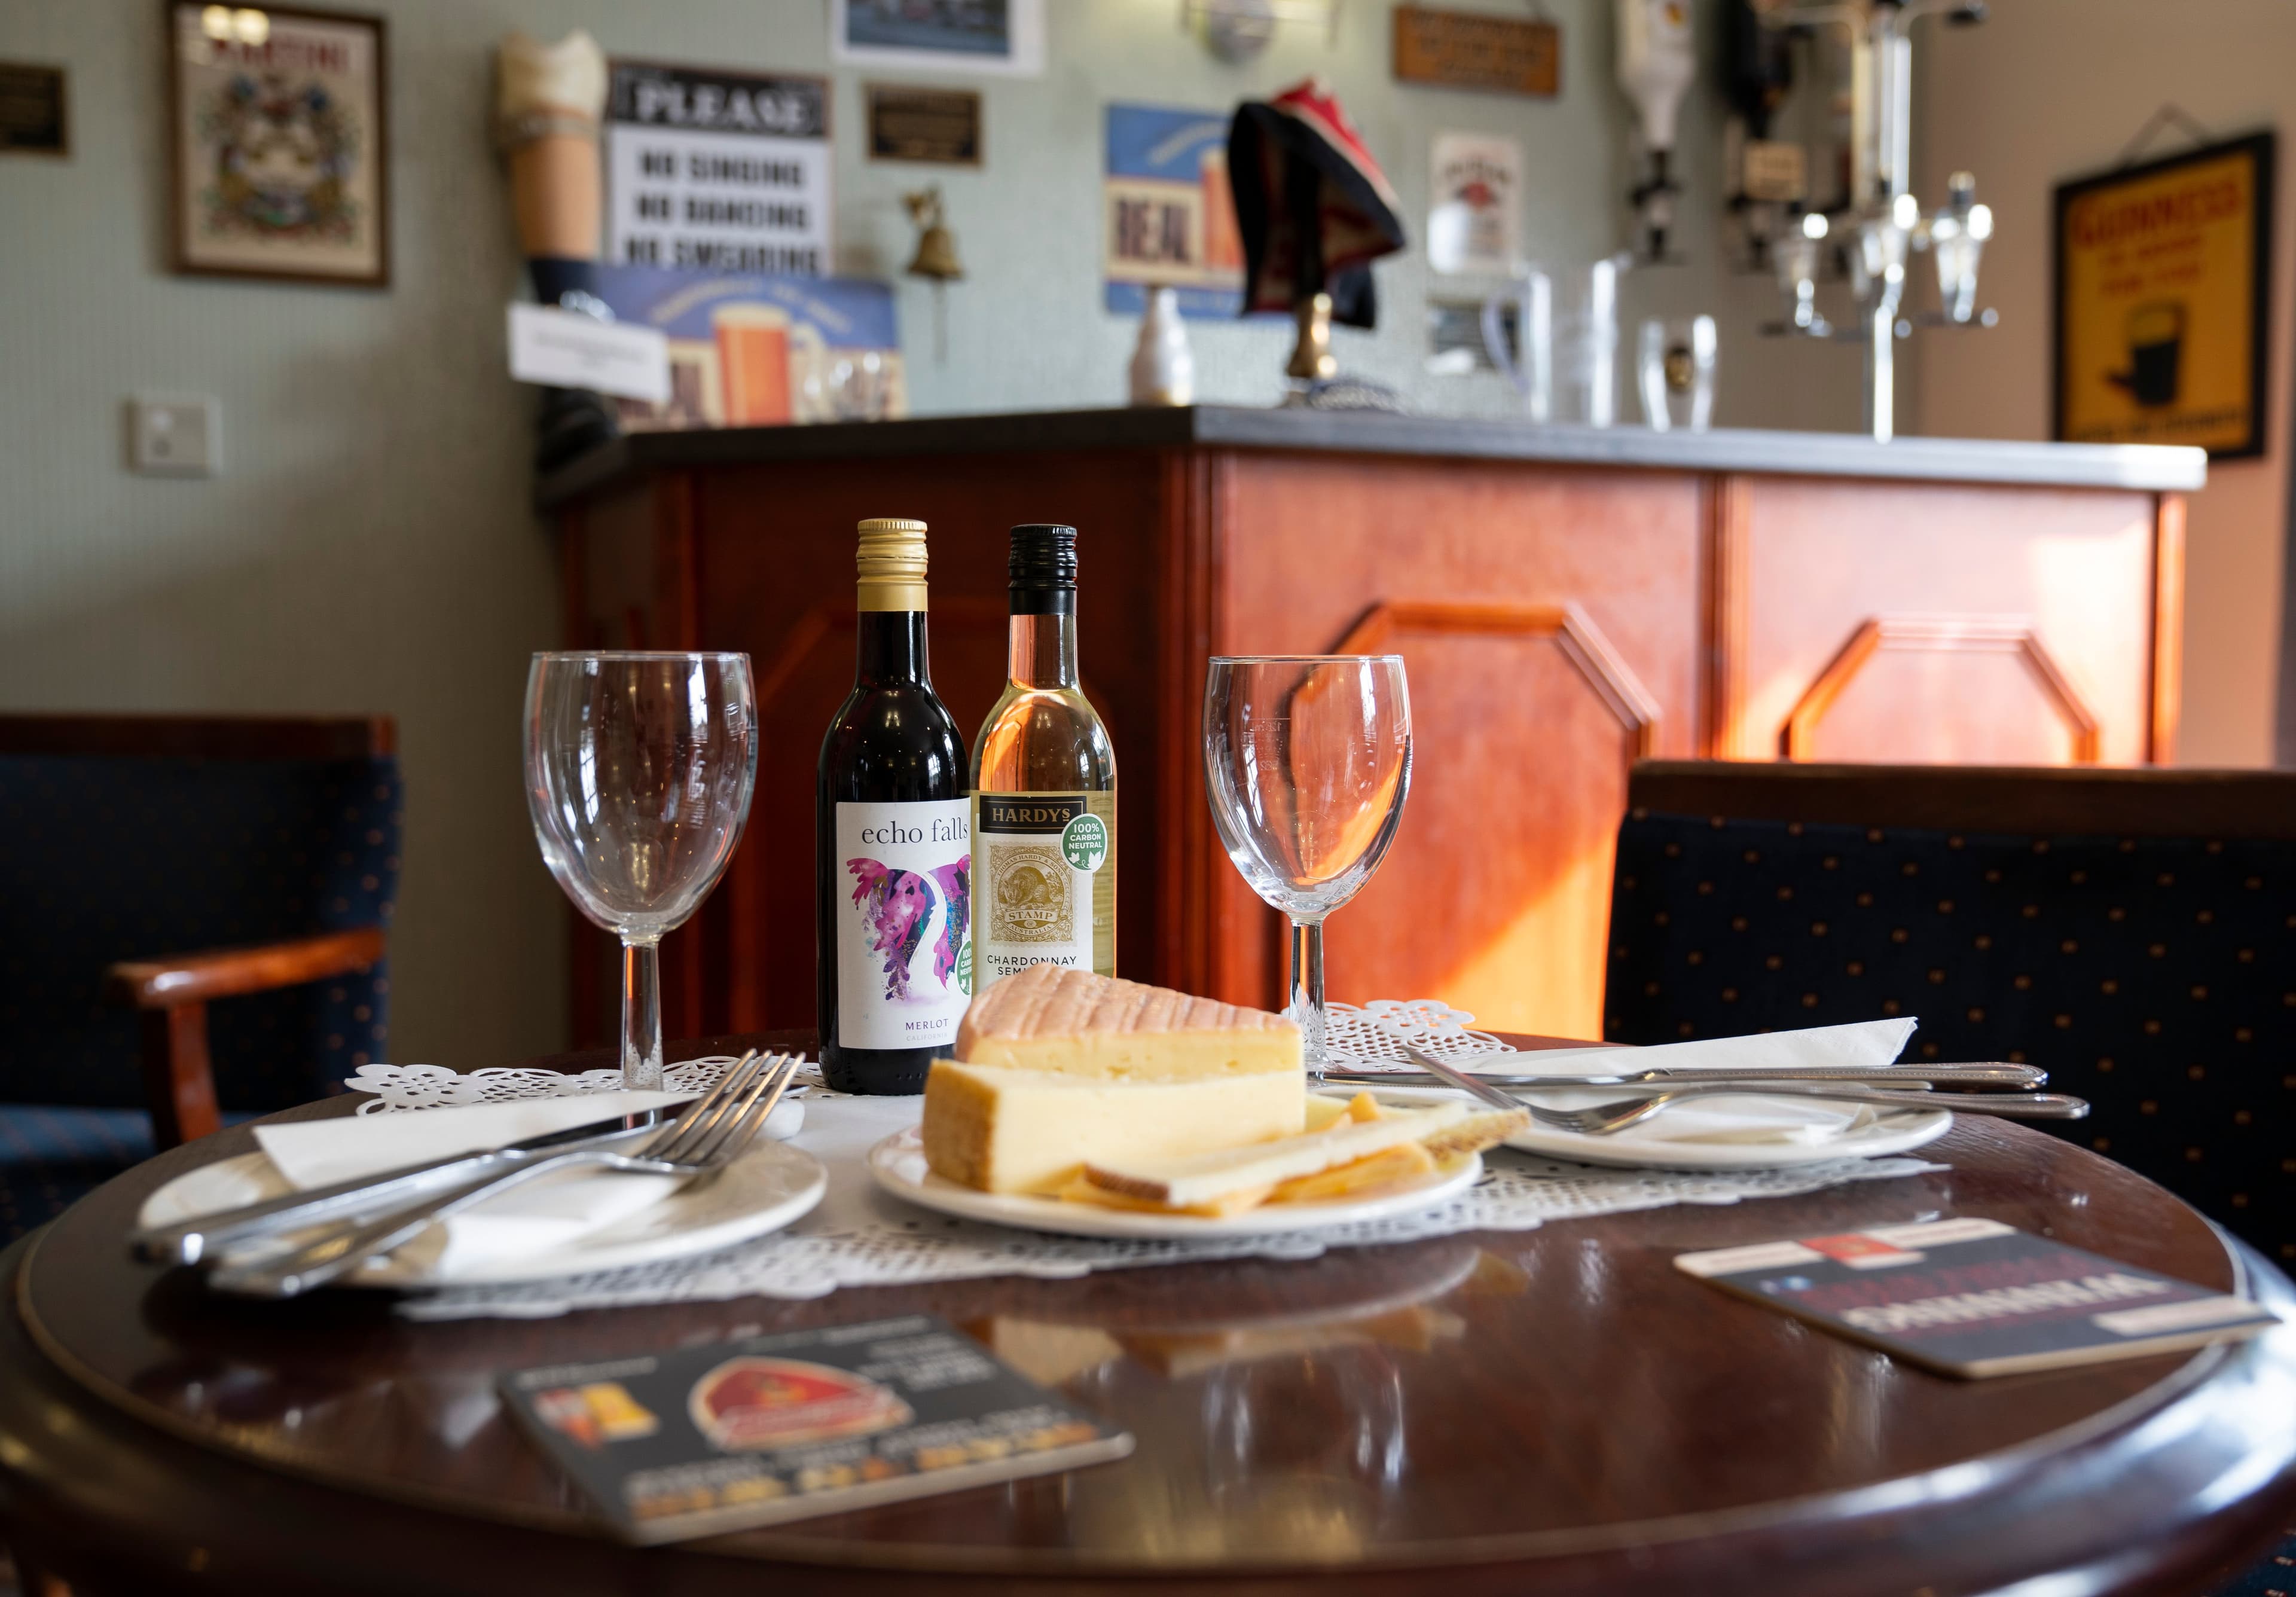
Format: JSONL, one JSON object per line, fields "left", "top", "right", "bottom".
{"left": 164, "top": 1, "right": 389, "bottom": 286}
{"left": 831, "top": 0, "right": 1045, "bottom": 79}
{"left": 2054, "top": 132, "right": 2273, "bottom": 459}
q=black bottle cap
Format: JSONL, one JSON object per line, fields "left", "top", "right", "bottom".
{"left": 1009, "top": 524, "right": 1077, "bottom": 615}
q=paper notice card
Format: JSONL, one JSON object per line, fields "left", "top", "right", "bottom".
{"left": 1677, "top": 1218, "right": 2280, "bottom": 1378}
{"left": 499, "top": 1314, "right": 1132, "bottom": 1543}
{"left": 506, "top": 303, "right": 670, "bottom": 404}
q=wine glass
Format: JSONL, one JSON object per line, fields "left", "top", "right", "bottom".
{"left": 1202, "top": 656, "right": 1413, "bottom": 1074}
{"left": 525, "top": 652, "right": 758, "bottom": 1090}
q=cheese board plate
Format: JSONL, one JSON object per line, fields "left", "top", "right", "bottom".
{"left": 866, "top": 1126, "right": 1481, "bottom": 1240}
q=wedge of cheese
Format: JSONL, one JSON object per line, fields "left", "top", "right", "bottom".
{"left": 954, "top": 961, "right": 1300, "bottom": 1082}
{"left": 923, "top": 1059, "right": 1305, "bottom": 1195}
{"left": 1080, "top": 1102, "right": 1473, "bottom": 1208}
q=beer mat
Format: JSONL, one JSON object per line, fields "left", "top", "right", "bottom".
{"left": 1675, "top": 1217, "right": 2280, "bottom": 1379}
{"left": 499, "top": 1313, "right": 1131, "bottom": 1543}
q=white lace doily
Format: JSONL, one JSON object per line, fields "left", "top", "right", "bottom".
{"left": 1319, "top": 1000, "right": 1517, "bottom": 1068}
{"left": 339, "top": 1000, "right": 1941, "bottom": 1321}
{"left": 345, "top": 1056, "right": 758, "bottom": 1112}
{"left": 344, "top": 1000, "right": 1515, "bottom": 1112}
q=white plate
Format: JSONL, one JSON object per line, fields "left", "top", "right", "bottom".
{"left": 1351, "top": 1080, "right": 1954, "bottom": 1171}
{"left": 1506, "top": 1097, "right": 1952, "bottom": 1170}
{"left": 867, "top": 1126, "right": 1481, "bottom": 1239}
{"left": 138, "top": 1138, "right": 828, "bottom": 1289}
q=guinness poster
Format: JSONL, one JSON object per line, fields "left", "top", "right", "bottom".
{"left": 2054, "top": 133, "right": 2273, "bottom": 459}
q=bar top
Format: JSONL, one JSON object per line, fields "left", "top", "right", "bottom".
{"left": 536, "top": 404, "right": 2209, "bottom": 508}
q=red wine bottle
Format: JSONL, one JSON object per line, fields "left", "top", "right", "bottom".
{"left": 816, "top": 517, "right": 971, "bottom": 1095}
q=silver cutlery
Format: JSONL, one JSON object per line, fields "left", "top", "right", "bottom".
{"left": 133, "top": 1106, "right": 674, "bottom": 1267}
{"left": 1394, "top": 1043, "right": 2087, "bottom": 1137}
{"left": 206, "top": 1051, "right": 801, "bottom": 1299}
{"left": 1509, "top": 1080, "right": 2090, "bottom": 1137}
{"left": 1325, "top": 1060, "right": 2046, "bottom": 1092}
{"left": 1399, "top": 1045, "right": 1534, "bottom": 1114}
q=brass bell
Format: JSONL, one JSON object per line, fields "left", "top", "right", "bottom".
{"left": 903, "top": 187, "right": 964, "bottom": 282}
{"left": 1286, "top": 292, "right": 1336, "bottom": 381}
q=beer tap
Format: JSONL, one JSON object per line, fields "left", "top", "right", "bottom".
{"left": 1752, "top": 0, "right": 1992, "bottom": 441}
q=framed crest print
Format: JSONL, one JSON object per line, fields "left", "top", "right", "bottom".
{"left": 166, "top": 2, "right": 389, "bottom": 286}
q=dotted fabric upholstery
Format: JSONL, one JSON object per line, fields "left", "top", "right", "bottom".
{"left": 0, "top": 752, "right": 399, "bottom": 1113}
{"left": 2210, "top": 1526, "right": 2294, "bottom": 1596}
{"left": 0, "top": 1103, "right": 258, "bottom": 1243}
{"left": 1605, "top": 809, "right": 2292, "bottom": 1268}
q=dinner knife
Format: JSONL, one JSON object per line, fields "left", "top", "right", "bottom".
{"left": 1321, "top": 1061, "right": 2045, "bottom": 1091}
{"left": 129, "top": 1109, "right": 662, "bottom": 1267}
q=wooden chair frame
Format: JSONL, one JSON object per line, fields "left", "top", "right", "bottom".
{"left": 0, "top": 713, "right": 397, "bottom": 1147}
{"left": 1629, "top": 759, "right": 2296, "bottom": 841}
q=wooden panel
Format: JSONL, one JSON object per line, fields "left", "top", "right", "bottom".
{"left": 2152, "top": 493, "right": 2186, "bottom": 763}
{"left": 1216, "top": 453, "right": 1704, "bottom": 1033}
{"left": 692, "top": 449, "right": 1170, "bottom": 1033}
{"left": 1330, "top": 603, "right": 1657, "bottom": 1039}
{"left": 1781, "top": 616, "right": 2102, "bottom": 765}
{"left": 1736, "top": 480, "right": 2158, "bottom": 767}
{"left": 1703, "top": 474, "right": 1752, "bottom": 758}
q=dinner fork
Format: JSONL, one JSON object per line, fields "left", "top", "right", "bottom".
{"left": 207, "top": 1051, "right": 802, "bottom": 1298}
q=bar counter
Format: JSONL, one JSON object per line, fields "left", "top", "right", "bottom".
{"left": 541, "top": 407, "right": 2204, "bottom": 1045}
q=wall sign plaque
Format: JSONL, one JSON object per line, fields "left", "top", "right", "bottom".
{"left": 0, "top": 62, "right": 67, "bottom": 155}
{"left": 2054, "top": 131, "right": 2274, "bottom": 459}
{"left": 164, "top": 3, "right": 389, "bottom": 286}
{"left": 604, "top": 60, "right": 831, "bottom": 276}
{"left": 866, "top": 84, "right": 981, "bottom": 165}
{"left": 1393, "top": 6, "right": 1559, "bottom": 97}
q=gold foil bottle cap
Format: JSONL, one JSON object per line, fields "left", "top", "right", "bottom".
{"left": 855, "top": 517, "right": 929, "bottom": 612}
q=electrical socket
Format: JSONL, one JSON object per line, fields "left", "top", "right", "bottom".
{"left": 126, "top": 395, "right": 221, "bottom": 477}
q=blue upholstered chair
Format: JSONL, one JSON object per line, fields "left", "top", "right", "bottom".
{"left": 0, "top": 714, "right": 399, "bottom": 1241}
{"left": 1602, "top": 760, "right": 2295, "bottom": 1596}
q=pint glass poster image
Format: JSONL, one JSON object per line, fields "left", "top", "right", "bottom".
{"left": 165, "top": 4, "right": 387, "bottom": 285}
{"left": 2054, "top": 133, "right": 2273, "bottom": 459}
{"left": 1103, "top": 103, "right": 1245, "bottom": 319}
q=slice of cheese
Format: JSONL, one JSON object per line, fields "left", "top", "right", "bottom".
{"left": 921, "top": 1058, "right": 1305, "bottom": 1195}
{"left": 1265, "top": 1141, "right": 1438, "bottom": 1205}
{"left": 955, "top": 961, "right": 1300, "bottom": 1082}
{"left": 1082, "top": 1103, "right": 1471, "bottom": 1208}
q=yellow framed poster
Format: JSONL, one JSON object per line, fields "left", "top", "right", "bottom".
{"left": 2054, "top": 132, "right": 2273, "bottom": 459}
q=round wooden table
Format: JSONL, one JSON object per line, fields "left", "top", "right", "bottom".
{"left": 4, "top": 1031, "right": 2293, "bottom": 1596}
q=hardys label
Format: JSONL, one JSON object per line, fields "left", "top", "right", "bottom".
{"left": 972, "top": 791, "right": 1115, "bottom": 990}
{"left": 835, "top": 799, "right": 970, "bottom": 1051}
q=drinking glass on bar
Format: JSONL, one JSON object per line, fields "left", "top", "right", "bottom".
{"left": 526, "top": 652, "right": 758, "bottom": 1090}
{"left": 1202, "top": 655, "right": 1413, "bottom": 1075}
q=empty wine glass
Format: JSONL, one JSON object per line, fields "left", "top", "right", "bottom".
{"left": 1203, "top": 656, "right": 1413, "bottom": 1074}
{"left": 526, "top": 652, "right": 758, "bottom": 1089}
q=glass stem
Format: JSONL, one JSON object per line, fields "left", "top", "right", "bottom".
{"left": 622, "top": 936, "right": 664, "bottom": 1092}
{"left": 1289, "top": 916, "right": 1327, "bottom": 1080}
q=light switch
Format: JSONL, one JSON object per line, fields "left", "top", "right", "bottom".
{"left": 127, "top": 395, "right": 221, "bottom": 477}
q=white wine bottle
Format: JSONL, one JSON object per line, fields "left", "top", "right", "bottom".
{"left": 969, "top": 524, "right": 1116, "bottom": 991}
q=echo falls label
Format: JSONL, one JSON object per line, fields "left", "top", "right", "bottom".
{"left": 835, "top": 799, "right": 970, "bottom": 1049}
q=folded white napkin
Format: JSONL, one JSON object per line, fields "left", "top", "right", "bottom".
{"left": 1489, "top": 1018, "right": 1918, "bottom": 1147}
{"left": 254, "top": 1089, "right": 801, "bottom": 1277}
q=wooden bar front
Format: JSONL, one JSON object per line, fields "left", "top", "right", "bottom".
{"left": 542, "top": 408, "right": 2202, "bottom": 1046}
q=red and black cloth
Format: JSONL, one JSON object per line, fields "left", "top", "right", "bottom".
{"left": 1228, "top": 78, "right": 1406, "bottom": 328}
